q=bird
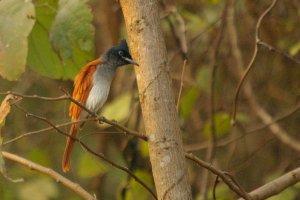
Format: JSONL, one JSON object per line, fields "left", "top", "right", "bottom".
{"left": 62, "top": 40, "right": 138, "bottom": 172}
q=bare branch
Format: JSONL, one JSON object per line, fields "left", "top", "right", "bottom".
{"left": 185, "top": 95, "right": 300, "bottom": 152}
{"left": 176, "top": 59, "right": 187, "bottom": 111}
{"left": 258, "top": 41, "right": 300, "bottom": 65}
{"left": 227, "top": 0, "right": 300, "bottom": 152}
{"left": 185, "top": 152, "right": 251, "bottom": 200}
{"left": 0, "top": 91, "right": 147, "bottom": 141}
{"left": 3, "top": 119, "right": 93, "bottom": 145}
{"left": 12, "top": 105, "right": 157, "bottom": 200}
{"left": 200, "top": 1, "right": 229, "bottom": 198}
{"left": 213, "top": 176, "right": 219, "bottom": 200}
{"left": 2, "top": 151, "right": 96, "bottom": 200}
{"left": 232, "top": 0, "right": 278, "bottom": 123}
{"left": 161, "top": 2, "right": 188, "bottom": 59}
{"left": 238, "top": 167, "right": 300, "bottom": 200}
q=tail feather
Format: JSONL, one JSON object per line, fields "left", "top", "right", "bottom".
{"left": 62, "top": 124, "right": 79, "bottom": 172}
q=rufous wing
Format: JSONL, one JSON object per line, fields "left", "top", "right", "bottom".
{"left": 62, "top": 58, "right": 101, "bottom": 172}
{"left": 69, "top": 58, "right": 102, "bottom": 120}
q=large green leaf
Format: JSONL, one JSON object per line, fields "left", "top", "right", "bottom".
{"left": 27, "top": 22, "right": 66, "bottom": 79}
{"left": 0, "top": 0, "right": 35, "bottom": 80}
{"left": 27, "top": 0, "right": 63, "bottom": 79}
{"left": 48, "top": 0, "right": 94, "bottom": 79}
{"left": 27, "top": 0, "right": 94, "bottom": 79}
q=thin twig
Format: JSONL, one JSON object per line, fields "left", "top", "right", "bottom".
{"left": 213, "top": 176, "right": 219, "bottom": 200}
{"left": 258, "top": 41, "right": 300, "bottom": 65}
{"left": 232, "top": 0, "right": 278, "bottom": 124}
{"left": 78, "top": 142, "right": 157, "bottom": 200}
{"left": 0, "top": 91, "right": 147, "bottom": 141}
{"left": 98, "top": 116, "right": 147, "bottom": 140}
{"left": 176, "top": 59, "right": 187, "bottom": 111}
{"left": 246, "top": 100, "right": 300, "bottom": 133}
{"left": 185, "top": 152, "right": 251, "bottom": 200}
{"left": 161, "top": 2, "right": 188, "bottom": 60}
{"left": 13, "top": 106, "right": 157, "bottom": 200}
{"left": 3, "top": 119, "right": 94, "bottom": 145}
{"left": 227, "top": 0, "right": 300, "bottom": 152}
{"left": 185, "top": 98, "right": 300, "bottom": 152}
{"left": 2, "top": 151, "right": 96, "bottom": 200}
{"left": 200, "top": 1, "right": 229, "bottom": 199}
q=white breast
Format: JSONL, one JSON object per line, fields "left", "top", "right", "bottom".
{"left": 85, "top": 66, "right": 114, "bottom": 113}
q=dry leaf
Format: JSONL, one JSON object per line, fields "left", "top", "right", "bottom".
{"left": 0, "top": 94, "right": 15, "bottom": 125}
{"left": 0, "top": 94, "right": 23, "bottom": 182}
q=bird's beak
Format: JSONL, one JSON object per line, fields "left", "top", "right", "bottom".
{"left": 124, "top": 57, "right": 139, "bottom": 66}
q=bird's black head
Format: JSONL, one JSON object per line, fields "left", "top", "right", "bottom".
{"left": 102, "top": 40, "right": 138, "bottom": 68}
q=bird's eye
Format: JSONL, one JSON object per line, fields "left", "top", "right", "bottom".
{"left": 118, "top": 50, "right": 124, "bottom": 57}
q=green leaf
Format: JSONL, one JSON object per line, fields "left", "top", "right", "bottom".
{"left": 27, "top": 0, "right": 94, "bottom": 79}
{"left": 18, "top": 179, "right": 58, "bottom": 200}
{"left": 289, "top": 41, "right": 300, "bottom": 56}
{"left": 50, "top": 0, "right": 94, "bottom": 59}
{"left": 204, "top": 112, "right": 231, "bottom": 139}
{"left": 27, "top": 0, "right": 64, "bottom": 79}
{"left": 27, "top": 22, "right": 66, "bottom": 79}
{"left": 77, "top": 153, "right": 109, "bottom": 178}
{"left": 180, "top": 87, "right": 199, "bottom": 119}
{"left": 0, "top": 0, "right": 35, "bottom": 80}
{"left": 49, "top": 0, "right": 94, "bottom": 78}
{"left": 101, "top": 93, "right": 132, "bottom": 122}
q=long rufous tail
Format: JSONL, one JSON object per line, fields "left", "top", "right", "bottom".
{"left": 62, "top": 123, "right": 79, "bottom": 172}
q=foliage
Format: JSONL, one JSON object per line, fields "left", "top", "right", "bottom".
{"left": 27, "top": 0, "right": 94, "bottom": 80}
{"left": 0, "top": 0, "right": 35, "bottom": 80}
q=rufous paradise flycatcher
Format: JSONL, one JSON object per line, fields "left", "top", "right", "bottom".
{"left": 62, "top": 40, "right": 138, "bottom": 172}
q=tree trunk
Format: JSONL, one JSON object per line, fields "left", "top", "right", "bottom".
{"left": 120, "top": 0, "right": 192, "bottom": 199}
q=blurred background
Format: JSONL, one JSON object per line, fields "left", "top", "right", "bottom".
{"left": 0, "top": 0, "right": 300, "bottom": 199}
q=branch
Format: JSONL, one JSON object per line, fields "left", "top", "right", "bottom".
{"left": 176, "top": 59, "right": 187, "bottom": 111}
{"left": 227, "top": 0, "right": 300, "bottom": 152}
{"left": 185, "top": 152, "right": 251, "bottom": 200}
{"left": 2, "top": 151, "right": 96, "bottom": 200}
{"left": 200, "top": 1, "right": 229, "bottom": 198}
{"left": 232, "top": 0, "right": 278, "bottom": 123}
{"left": 258, "top": 41, "right": 300, "bottom": 65}
{"left": 238, "top": 167, "right": 300, "bottom": 200}
{"left": 0, "top": 91, "right": 147, "bottom": 141}
{"left": 3, "top": 119, "right": 93, "bottom": 145}
{"left": 160, "top": 2, "right": 188, "bottom": 60}
{"left": 12, "top": 105, "right": 157, "bottom": 200}
{"left": 185, "top": 91, "right": 300, "bottom": 152}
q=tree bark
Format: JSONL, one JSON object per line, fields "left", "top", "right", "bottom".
{"left": 120, "top": 1, "right": 192, "bottom": 199}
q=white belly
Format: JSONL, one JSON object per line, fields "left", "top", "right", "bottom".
{"left": 86, "top": 79, "right": 110, "bottom": 112}
{"left": 85, "top": 66, "right": 114, "bottom": 113}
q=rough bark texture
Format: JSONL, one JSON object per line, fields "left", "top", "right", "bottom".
{"left": 120, "top": 0, "right": 192, "bottom": 199}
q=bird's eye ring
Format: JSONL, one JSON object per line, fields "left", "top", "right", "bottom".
{"left": 118, "top": 50, "right": 124, "bottom": 57}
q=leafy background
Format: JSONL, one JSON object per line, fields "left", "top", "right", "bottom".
{"left": 0, "top": 0, "right": 300, "bottom": 199}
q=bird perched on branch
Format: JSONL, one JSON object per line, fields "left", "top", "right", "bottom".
{"left": 62, "top": 40, "right": 138, "bottom": 172}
